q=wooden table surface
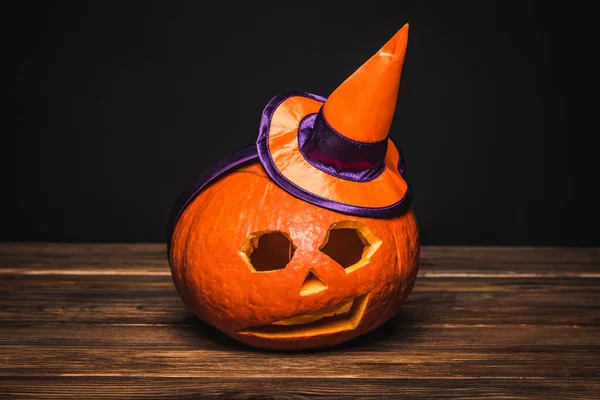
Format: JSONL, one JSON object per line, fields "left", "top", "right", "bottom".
{"left": 1, "top": 243, "right": 599, "bottom": 399}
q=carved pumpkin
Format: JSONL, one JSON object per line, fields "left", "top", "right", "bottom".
{"left": 167, "top": 24, "right": 419, "bottom": 350}
{"left": 170, "top": 163, "right": 418, "bottom": 350}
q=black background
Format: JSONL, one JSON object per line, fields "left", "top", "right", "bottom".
{"left": 4, "top": 1, "right": 597, "bottom": 245}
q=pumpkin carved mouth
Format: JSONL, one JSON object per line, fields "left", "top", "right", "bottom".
{"left": 238, "top": 294, "right": 370, "bottom": 338}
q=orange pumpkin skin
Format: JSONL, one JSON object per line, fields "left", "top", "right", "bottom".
{"left": 169, "top": 163, "right": 419, "bottom": 350}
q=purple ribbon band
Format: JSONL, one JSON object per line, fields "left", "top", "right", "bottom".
{"left": 298, "top": 108, "right": 388, "bottom": 182}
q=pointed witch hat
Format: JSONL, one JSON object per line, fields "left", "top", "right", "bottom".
{"left": 167, "top": 24, "right": 412, "bottom": 240}
{"left": 256, "top": 24, "right": 411, "bottom": 217}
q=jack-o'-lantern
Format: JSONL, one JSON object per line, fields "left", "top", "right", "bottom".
{"left": 167, "top": 24, "right": 419, "bottom": 350}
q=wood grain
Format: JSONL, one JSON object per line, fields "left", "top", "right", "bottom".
{"left": 1, "top": 243, "right": 599, "bottom": 399}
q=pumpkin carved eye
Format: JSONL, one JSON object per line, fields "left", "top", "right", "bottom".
{"left": 240, "top": 231, "right": 296, "bottom": 272}
{"left": 319, "top": 221, "right": 383, "bottom": 273}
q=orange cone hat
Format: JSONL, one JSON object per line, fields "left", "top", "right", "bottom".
{"left": 253, "top": 23, "right": 412, "bottom": 218}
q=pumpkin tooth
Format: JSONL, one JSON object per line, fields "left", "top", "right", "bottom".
{"left": 272, "top": 299, "right": 353, "bottom": 326}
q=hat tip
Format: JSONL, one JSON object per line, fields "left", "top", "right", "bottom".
{"left": 379, "top": 23, "right": 409, "bottom": 60}
{"left": 394, "top": 22, "right": 410, "bottom": 44}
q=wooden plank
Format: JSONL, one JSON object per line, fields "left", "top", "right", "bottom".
{"left": 1, "top": 243, "right": 599, "bottom": 276}
{"left": 4, "top": 345, "right": 598, "bottom": 380}
{"left": 2, "top": 298, "right": 598, "bottom": 326}
{"left": 421, "top": 246, "right": 600, "bottom": 265}
{"left": 0, "top": 376, "right": 596, "bottom": 399}
{"left": 1, "top": 274, "right": 598, "bottom": 326}
{"left": 0, "top": 243, "right": 168, "bottom": 274}
{"left": 1, "top": 323, "right": 598, "bottom": 380}
{"left": 2, "top": 322, "right": 598, "bottom": 349}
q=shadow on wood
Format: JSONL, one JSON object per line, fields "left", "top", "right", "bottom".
{"left": 180, "top": 305, "right": 426, "bottom": 354}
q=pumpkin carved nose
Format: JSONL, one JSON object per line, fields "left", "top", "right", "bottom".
{"left": 300, "top": 270, "right": 328, "bottom": 296}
